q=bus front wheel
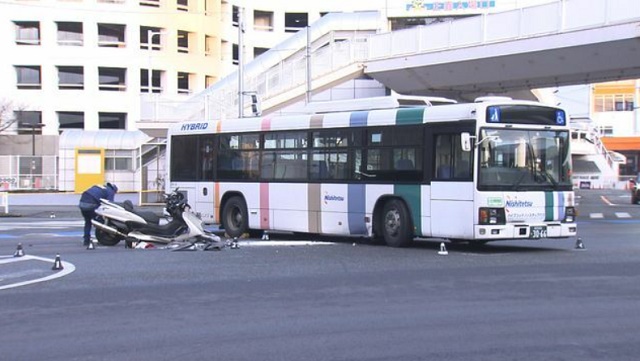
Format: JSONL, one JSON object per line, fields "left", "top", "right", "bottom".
{"left": 222, "top": 196, "right": 248, "bottom": 238}
{"left": 380, "top": 199, "right": 413, "bottom": 248}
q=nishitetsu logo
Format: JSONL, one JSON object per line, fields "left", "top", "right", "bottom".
{"left": 505, "top": 197, "right": 533, "bottom": 208}
{"left": 324, "top": 193, "right": 345, "bottom": 205}
{"left": 180, "top": 122, "right": 209, "bottom": 131}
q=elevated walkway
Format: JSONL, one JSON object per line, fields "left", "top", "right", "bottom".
{"left": 366, "top": 0, "right": 640, "bottom": 100}
{"left": 138, "top": 0, "right": 640, "bottom": 132}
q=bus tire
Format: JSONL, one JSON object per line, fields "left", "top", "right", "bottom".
{"left": 380, "top": 198, "right": 413, "bottom": 248}
{"left": 222, "top": 196, "right": 248, "bottom": 239}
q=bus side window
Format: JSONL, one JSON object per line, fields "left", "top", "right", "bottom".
{"left": 435, "top": 133, "right": 473, "bottom": 180}
{"left": 435, "top": 134, "right": 453, "bottom": 180}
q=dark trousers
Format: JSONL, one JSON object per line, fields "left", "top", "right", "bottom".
{"left": 81, "top": 208, "right": 97, "bottom": 244}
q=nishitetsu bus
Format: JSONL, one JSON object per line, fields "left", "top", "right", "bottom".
{"left": 166, "top": 96, "right": 577, "bottom": 247}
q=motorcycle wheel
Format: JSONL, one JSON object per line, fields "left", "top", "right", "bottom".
{"left": 95, "top": 228, "right": 124, "bottom": 246}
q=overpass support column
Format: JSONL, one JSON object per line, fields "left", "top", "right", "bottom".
{"left": 635, "top": 79, "right": 640, "bottom": 135}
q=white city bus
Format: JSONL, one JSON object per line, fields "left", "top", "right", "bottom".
{"left": 166, "top": 97, "right": 577, "bottom": 247}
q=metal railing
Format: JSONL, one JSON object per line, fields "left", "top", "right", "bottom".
{"left": 368, "top": 0, "right": 640, "bottom": 60}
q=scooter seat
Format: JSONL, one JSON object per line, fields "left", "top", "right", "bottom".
{"left": 121, "top": 200, "right": 162, "bottom": 224}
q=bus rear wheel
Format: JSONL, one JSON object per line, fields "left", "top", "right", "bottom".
{"left": 380, "top": 199, "right": 413, "bottom": 248}
{"left": 222, "top": 196, "right": 248, "bottom": 239}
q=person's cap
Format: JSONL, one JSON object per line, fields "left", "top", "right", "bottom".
{"left": 106, "top": 182, "right": 118, "bottom": 192}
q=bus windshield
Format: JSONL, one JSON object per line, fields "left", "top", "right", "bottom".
{"left": 478, "top": 127, "right": 572, "bottom": 191}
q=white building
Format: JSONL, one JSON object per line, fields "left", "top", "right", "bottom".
{"left": 0, "top": 0, "right": 574, "bottom": 192}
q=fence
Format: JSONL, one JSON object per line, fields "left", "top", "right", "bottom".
{"left": 0, "top": 155, "right": 58, "bottom": 191}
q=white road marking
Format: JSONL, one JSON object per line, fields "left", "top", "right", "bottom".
{"left": 237, "top": 240, "right": 335, "bottom": 247}
{"left": 615, "top": 212, "right": 631, "bottom": 218}
{"left": 0, "top": 255, "right": 76, "bottom": 290}
{"left": 590, "top": 213, "right": 604, "bottom": 219}
{"left": 0, "top": 220, "right": 83, "bottom": 231}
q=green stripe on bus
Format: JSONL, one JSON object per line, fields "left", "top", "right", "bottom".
{"left": 396, "top": 108, "right": 425, "bottom": 125}
{"left": 545, "top": 191, "right": 554, "bottom": 221}
{"left": 394, "top": 184, "right": 421, "bottom": 235}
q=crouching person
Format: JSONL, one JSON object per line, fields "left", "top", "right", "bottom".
{"left": 78, "top": 183, "right": 118, "bottom": 246}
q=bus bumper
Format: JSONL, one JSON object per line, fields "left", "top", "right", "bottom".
{"left": 474, "top": 223, "right": 578, "bottom": 240}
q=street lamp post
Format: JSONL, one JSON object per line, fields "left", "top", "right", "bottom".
{"left": 19, "top": 122, "right": 45, "bottom": 155}
{"left": 18, "top": 122, "right": 45, "bottom": 190}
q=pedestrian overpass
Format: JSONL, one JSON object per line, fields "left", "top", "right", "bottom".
{"left": 138, "top": 0, "right": 640, "bottom": 128}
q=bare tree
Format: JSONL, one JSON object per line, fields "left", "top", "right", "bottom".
{"left": 0, "top": 99, "right": 20, "bottom": 133}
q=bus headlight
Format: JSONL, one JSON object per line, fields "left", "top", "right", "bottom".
{"left": 564, "top": 207, "right": 576, "bottom": 223}
{"left": 479, "top": 208, "right": 505, "bottom": 225}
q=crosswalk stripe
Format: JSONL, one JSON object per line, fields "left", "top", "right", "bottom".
{"left": 590, "top": 213, "right": 604, "bottom": 219}
{"left": 615, "top": 212, "right": 631, "bottom": 218}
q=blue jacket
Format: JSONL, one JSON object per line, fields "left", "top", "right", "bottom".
{"left": 78, "top": 185, "right": 116, "bottom": 211}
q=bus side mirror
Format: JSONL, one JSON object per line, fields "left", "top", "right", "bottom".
{"left": 461, "top": 132, "right": 472, "bottom": 152}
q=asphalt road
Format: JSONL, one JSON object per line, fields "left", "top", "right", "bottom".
{"left": 0, "top": 189, "right": 639, "bottom": 361}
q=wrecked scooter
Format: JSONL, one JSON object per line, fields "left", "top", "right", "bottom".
{"left": 92, "top": 189, "right": 222, "bottom": 250}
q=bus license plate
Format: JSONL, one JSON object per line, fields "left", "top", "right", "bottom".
{"left": 529, "top": 226, "right": 547, "bottom": 239}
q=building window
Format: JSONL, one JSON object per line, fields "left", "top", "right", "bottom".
{"left": 177, "top": 72, "right": 191, "bottom": 94}
{"left": 177, "top": 30, "right": 189, "bottom": 53}
{"left": 98, "top": 67, "right": 126, "bottom": 91}
{"left": 15, "top": 111, "right": 43, "bottom": 135}
{"left": 99, "top": 112, "right": 126, "bottom": 129}
{"left": 98, "top": 23, "right": 126, "bottom": 47}
{"left": 58, "top": 111, "right": 84, "bottom": 131}
{"left": 232, "top": 6, "right": 239, "bottom": 26}
{"left": 597, "top": 126, "right": 614, "bottom": 136}
{"left": 594, "top": 94, "right": 635, "bottom": 112}
{"left": 141, "top": 69, "right": 162, "bottom": 93}
{"left": 205, "top": 75, "right": 216, "bottom": 88}
{"left": 140, "top": 0, "right": 160, "bottom": 7}
{"left": 140, "top": 26, "right": 163, "bottom": 50}
{"left": 105, "top": 150, "right": 134, "bottom": 171}
{"left": 15, "top": 21, "right": 40, "bottom": 45}
{"left": 57, "top": 66, "right": 84, "bottom": 90}
{"left": 254, "top": 10, "right": 274, "bottom": 31}
{"left": 57, "top": 22, "right": 83, "bottom": 46}
{"left": 254, "top": 47, "right": 268, "bottom": 58}
{"left": 15, "top": 66, "right": 41, "bottom": 89}
{"left": 284, "top": 12, "right": 308, "bottom": 33}
{"left": 177, "top": 0, "right": 188, "bottom": 11}
{"left": 232, "top": 44, "right": 239, "bottom": 65}
{"left": 205, "top": 35, "right": 214, "bottom": 56}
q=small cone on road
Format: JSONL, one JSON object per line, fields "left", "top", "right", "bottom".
{"left": 49, "top": 212, "right": 56, "bottom": 218}
{"left": 230, "top": 237, "right": 240, "bottom": 249}
{"left": 52, "top": 254, "right": 64, "bottom": 270}
{"left": 13, "top": 243, "right": 25, "bottom": 257}
{"left": 261, "top": 231, "right": 269, "bottom": 241}
{"left": 575, "top": 237, "right": 585, "bottom": 250}
{"left": 438, "top": 242, "right": 449, "bottom": 256}
{"left": 87, "top": 240, "right": 95, "bottom": 250}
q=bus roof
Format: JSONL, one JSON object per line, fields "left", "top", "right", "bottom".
{"left": 303, "top": 95, "right": 457, "bottom": 113}
{"left": 169, "top": 99, "right": 563, "bottom": 136}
